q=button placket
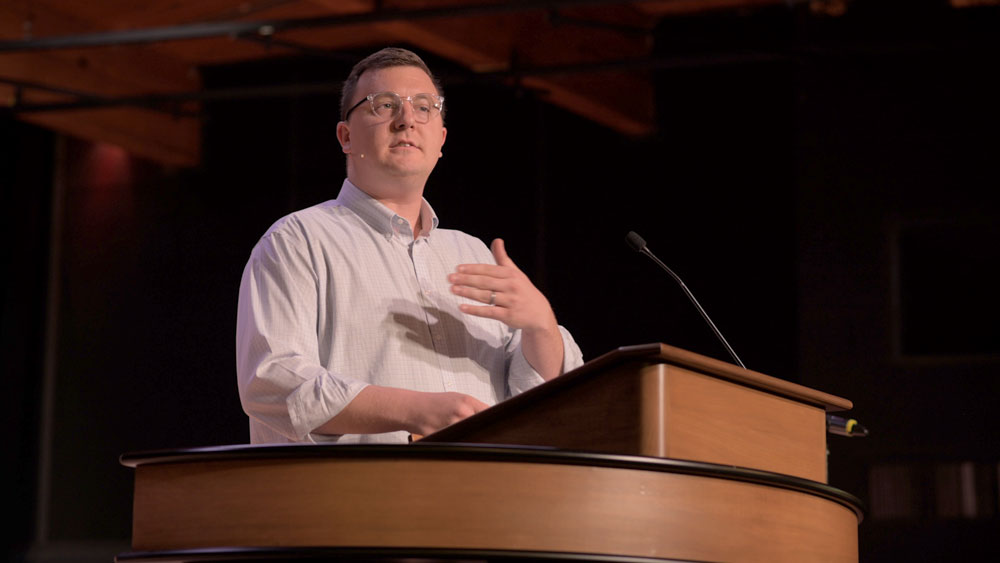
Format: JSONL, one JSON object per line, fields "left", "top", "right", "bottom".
{"left": 411, "top": 238, "right": 454, "bottom": 392}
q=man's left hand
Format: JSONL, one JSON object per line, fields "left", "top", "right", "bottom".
{"left": 448, "top": 238, "right": 558, "bottom": 333}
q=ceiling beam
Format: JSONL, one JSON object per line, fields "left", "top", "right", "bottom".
{"left": 8, "top": 0, "right": 812, "bottom": 165}
{"left": 17, "top": 106, "right": 200, "bottom": 167}
{"left": 1, "top": 3, "right": 201, "bottom": 165}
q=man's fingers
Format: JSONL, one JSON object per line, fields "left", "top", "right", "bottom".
{"left": 414, "top": 392, "right": 493, "bottom": 435}
{"left": 460, "top": 302, "right": 507, "bottom": 319}
{"left": 449, "top": 271, "right": 506, "bottom": 290}
{"left": 491, "top": 238, "right": 515, "bottom": 268}
{"left": 445, "top": 393, "right": 489, "bottom": 425}
{"left": 470, "top": 396, "right": 490, "bottom": 413}
{"left": 454, "top": 263, "right": 508, "bottom": 278}
{"left": 450, "top": 284, "right": 496, "bottom": 304}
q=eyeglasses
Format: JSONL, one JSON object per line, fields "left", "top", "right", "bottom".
{"left": 343, "top": 92, "right": 445, "bottom": 123}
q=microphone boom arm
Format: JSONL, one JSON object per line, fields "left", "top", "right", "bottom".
{"left": 626, "top": 230, "right": 867, "bottom": 438}
{"left": 628, "top": 231, "right": 745, "bottom": 369}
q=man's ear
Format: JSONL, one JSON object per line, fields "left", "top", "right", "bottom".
{"left": 336, "top": 121, "right": 351, "bottom": 153}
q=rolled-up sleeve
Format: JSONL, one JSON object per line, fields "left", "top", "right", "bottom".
{"left": 236, "top": 229, "right": 367, "bottom": 442}
{"left": 506, "top": 325, "right": 584, "bottom": 397}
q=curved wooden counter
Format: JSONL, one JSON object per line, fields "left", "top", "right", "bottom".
{"left": 118, "top": 444, "right": 863, "bottom": 562}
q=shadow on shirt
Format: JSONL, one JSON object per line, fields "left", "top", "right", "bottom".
{"left": 391, "top": 304, "right": 505, "bottom": 373}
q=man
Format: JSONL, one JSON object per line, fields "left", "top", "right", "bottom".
{"left": 236, "top": 47, "right": 583, "bottom": 444}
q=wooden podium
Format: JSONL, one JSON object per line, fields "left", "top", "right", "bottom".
{"left": 118, "top": 344, "right": 863, "bottom": 562}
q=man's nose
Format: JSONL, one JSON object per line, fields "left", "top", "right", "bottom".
{"left": 393, "top": 100, "right": 416, "bottom": 129}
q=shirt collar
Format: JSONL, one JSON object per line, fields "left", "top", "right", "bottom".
{"left": 335, "top": 179, "right": 440, "bottom": 239}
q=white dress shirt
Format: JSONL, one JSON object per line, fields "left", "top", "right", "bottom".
{"left": 236, "top": 179, "right": 584, "bottom": 444}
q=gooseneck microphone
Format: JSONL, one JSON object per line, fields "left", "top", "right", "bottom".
{"left": 626, "top": 231, "right": 745, "bottom": 369}
{"left": 625, "top": 231, "right": 869, "bottom": 438}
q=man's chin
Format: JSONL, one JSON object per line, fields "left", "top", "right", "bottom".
{"left": 352, "top": 167, "right": 435, "bottom": 192}
{"left": 380, "top": 161, "right": 437, "bottom": 179}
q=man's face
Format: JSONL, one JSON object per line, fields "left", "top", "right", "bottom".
{"left": 337, "top": 65, "right": 447, "bottom": 192}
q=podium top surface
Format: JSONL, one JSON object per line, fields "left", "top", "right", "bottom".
{"left": 598, "top": 342, "right": 852, "bottom": 410}
{"left": 424, "top": 342, "right": 851, "bottom": 442}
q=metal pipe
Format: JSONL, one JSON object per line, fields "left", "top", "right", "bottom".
{"left": 5, "top": 51, "right": 791, "bottom": 115}
{"left": 0, "top": 0, "right": 653, "bottom": 53}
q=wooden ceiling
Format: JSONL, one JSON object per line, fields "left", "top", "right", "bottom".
{"left": 0, "top": 0, "right": 986, "bottom": 167}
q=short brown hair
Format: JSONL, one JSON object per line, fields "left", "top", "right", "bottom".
{"left": 340, "top": 47, "right": 445, "bottom": 121}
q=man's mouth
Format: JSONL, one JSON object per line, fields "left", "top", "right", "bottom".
{"left": 392, "top": 141, "right": 418, "bottom": 149}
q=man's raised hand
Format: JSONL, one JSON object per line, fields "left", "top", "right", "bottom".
{"left": 448, "top": 238, "right": 558, "bottom": 333}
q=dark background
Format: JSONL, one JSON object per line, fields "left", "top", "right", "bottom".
{"left": 3, "top": 3, "right": 999, "bottom": 562}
